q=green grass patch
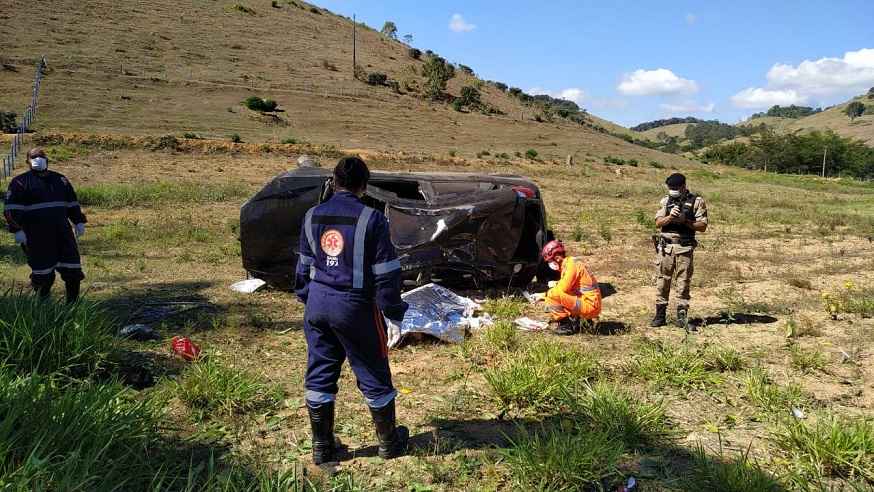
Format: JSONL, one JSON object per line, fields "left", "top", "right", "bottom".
{"left": 44, "top": 144, "right": 90, "bottom": 162}
{"left": 788, "top": 344, "right": 828, "bottom": 374}
{"left": 822, "top": 282, "right": 874, "bottom": 318}
{"left": 686, "top": 444, "right": 783, "bottom": 491}
{"left": 77, "top": 181, "right": 249, "bottom": 209}
{"left": 744, "top": 368, "right": 808, "bottom": 416}
{"left": 482, "top": 320, "right": 519, "bottom": 352}
{"left": 772, "top": 415, "right": 874, "bottom": 486}
{"left": 174, "top": 357, "right": 284, "bottom": 420}
{"left": 481, "top": 296, "right": 527, "bottom": 321}
{"left": 502, "top": 425, "right": 623, "bottom": 491}
{"left": 0, "top": 291, "right": 115, "bottom": 376}
{"left": 485, "top": 340, "right": 599, "bottom": 413}
{"left": 624, "top": 339, "right": 723, "bottom": 389}
{"left": 702, "top": 345, "right": 747, "bottom": 372}
{"left": 570, "top": 382, "right": 674, "bottom": 451}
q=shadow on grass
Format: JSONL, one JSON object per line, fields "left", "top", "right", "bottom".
{"left": 691, "top": 313, "right": 779, "bottom": 329}
{"left": 599, "top": 282, "right": 618, "bottom": 299}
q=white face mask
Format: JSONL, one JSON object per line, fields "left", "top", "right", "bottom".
{"left": 548, "top": 261, "right": 560, "bottom": 271}
{"left": 668, "top": 189, "right": 682, "bottom": 198}
{"left": 29, "top": 157, "right": 48, "bottom": 171}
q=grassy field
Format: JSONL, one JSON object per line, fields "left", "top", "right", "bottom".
{"left": 1, "top": 141, "right": 872, "bottom": 490}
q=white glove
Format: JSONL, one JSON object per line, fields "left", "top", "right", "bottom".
{"left": 532, "top": 292, "right": 546, "bottom": 302}
{"left": 547, "top": 280, "right": 558, "bottom": 288}
{"left": 670, "top": 206, "right": 681, "bottom": 217}
{"left": 75, "top": 223, "right": 86, "bottom": 237}
{"left": 14, "top": 231, "right": 26, "bottom": 245}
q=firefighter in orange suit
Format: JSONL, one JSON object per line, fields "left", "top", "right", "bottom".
{"left": 536, "top": 240, "right": 601, "bottom": 335}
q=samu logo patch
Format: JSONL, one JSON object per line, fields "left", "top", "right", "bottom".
{"left": 321, "top": 229, "right": 344, "bottom": 267}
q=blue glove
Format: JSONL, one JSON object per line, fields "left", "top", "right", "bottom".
{"left": 14, "top": 231, "right": 26, "bottom": 245}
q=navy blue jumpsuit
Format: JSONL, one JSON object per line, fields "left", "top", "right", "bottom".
{"left": 3, "top": 170, "right": 87, "bottom": 287}
{"left": 295, "top": 191, "right": 407, "bottom": 409}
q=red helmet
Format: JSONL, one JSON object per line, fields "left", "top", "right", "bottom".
{"left": 541, "top": 240, "right": 566, "bottom": 262}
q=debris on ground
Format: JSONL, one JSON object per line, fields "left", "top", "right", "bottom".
{"left": 171, "top": 336, "right": 202, "bottom": 361}
{"left": 618, "top": 476, "right": 637, "bottom": 492}
{"left": 131, "top": 301, "right": 210, "bottom": 324}
{"left": 385, "top": 283, "right": 489, "bottom": 348}
{"left": 514, "top": 317, "right": 549, "bottom": 331}
{"left": 230, "top": 278, "right": 267, "bottom": 293}
{"left": 118, "top": 323, "right": 161, "bottom": 341}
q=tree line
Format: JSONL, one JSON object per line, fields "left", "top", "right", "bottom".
{"left": 700, "top": 129, "right": 874, "bottom": 179}
{"left": 750, "top": 105, "right": 822, "bottom": 119}
{"left": 630, "top": 117, "right": 704, "bottom": 132}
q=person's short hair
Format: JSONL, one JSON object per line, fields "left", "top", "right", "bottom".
{"left": 27, "top": 148, "right": 47, "bottom": 160}
{"left": 333, "top": 155, "right": 370, "bottom": 192}
{"left": 665, "top": 173, "right": 686, "bottom": 190}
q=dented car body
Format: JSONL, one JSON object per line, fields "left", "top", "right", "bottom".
{"left": 240, "top": 168, "right": 551, "bottom": 290}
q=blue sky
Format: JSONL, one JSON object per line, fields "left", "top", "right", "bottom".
{"left": 317, "top": 0, "right": 874, "bottom": 127}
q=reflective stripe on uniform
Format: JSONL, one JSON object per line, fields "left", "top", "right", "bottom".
{"left": 352, "top": 207, "right": 374, "bottom": 289}
{"left": 573, "top": 298, "right": 582, "bottom": 313}
{"left": 299, "top": 254, "right": 315, "bottom": 266}
{"left": 56, "top": 262, "right": 82, "bottom": 269}
{"left": 579, "top": 284, "right": 598, "bottom": 292}
{"left": 30, "top": 262, "right": 82, "bottom": 275}
{"left": 304, "top": 389, "right": 336, "bottom": 404}
{"left": 372, "top": 259, "right": 401, "bottom": 275}
{"left": 304, "top": 208, "right": 316, "bottom": 254}
{"left": 3, "top": 201, "right": 79, "bottom": 211}
{"left": 31, "top": 266, "right": 56, "bottom": 275}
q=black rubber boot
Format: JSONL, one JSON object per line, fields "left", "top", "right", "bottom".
{"left": 650, "top": 304, "right": 667, "bottom": 328}
{"left": 676, "top": 306, "right": 691, "bottom": 330}
{"left": 369, "top": 399, "right": 409, "bottom": 459}
{"left": 65, "top": 280, "right": 81, "bottom": 304}
{"left": 307, "top": 401, "right": 337, "bottom": 465}
{"left": 554, "top": 317, "right": 578, "bottom": 336}
{"left": 33, "top": 283, "right": 52, "bottom": 300}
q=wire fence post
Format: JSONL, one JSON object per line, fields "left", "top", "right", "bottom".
{"left": 1, "top": 56, "right": 47, "bottom": 182}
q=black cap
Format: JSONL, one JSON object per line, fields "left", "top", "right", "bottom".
{"left": 333, "top": 155, "right": 370, "bottom": 192}
{"left": 665, "top": 173, "right": 686, "bottom": 190}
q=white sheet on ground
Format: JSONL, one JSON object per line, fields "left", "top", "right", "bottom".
{"left": 515, "top": 317, "right": 549, "bottom": 331}
{"left": 230, "top": 278, "right": 266, "bottom": 293}
{"left": 385, "top": 283, "right": 487, "bottom": 348}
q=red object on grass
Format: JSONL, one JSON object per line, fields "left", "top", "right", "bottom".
{"left": 171, "top": 336, "right": 201, "bottom": 361}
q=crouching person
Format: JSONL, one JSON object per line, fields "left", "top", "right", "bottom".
{"left": 538, "top": 240, "right": 601, "bottom": 335}
{"left": 3, "top": 148, "right": 86, "bottom": 303}
{"left": 294, "top": 156, "right": 410, "bottom": 465}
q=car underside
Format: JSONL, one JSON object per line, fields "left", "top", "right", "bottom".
{"left": 240, "top": 168, "right": 553, "bottom": 291}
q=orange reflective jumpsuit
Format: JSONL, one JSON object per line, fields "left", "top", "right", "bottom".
{"left": 544, "top": 256, "right": 602, "bottom": 321}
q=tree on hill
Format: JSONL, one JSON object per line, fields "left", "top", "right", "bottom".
{"left": 422, "top": 55, "right": 454, "bottom": 100}
{"left": 845, "top": 101, "right": 866, "bottom": 120}
{"left": 684, "top": 121, "right": 749, "bottom": 148}
{"left": 630, "top": 117, "right": 704, "bottom": 132}
{"left": 402, "top": 34, "right": 413, "bottom": 44}
{"left": 381, "top": 21, "right": 398, "bottom": 39}
{"left": 750, "top": 105, "right": 821, "bottom": 119}
{"left": 0, "top": 111, "right": 17, "bottom": 133}
{"left": 868, "top": 87, "right": 874, "bottom": 100}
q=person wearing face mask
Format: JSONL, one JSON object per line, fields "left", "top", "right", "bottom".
{"left": 652, "top": 173, "right": 708, "bottom": 329}
{"left": 3, "top": 148, "right": 87, "bottom": 303}
{"left": 294, "top": 156, "right": 410, "bottom": 466}
{"left": 536, "top": 239, "right": 602, "bottom": 336}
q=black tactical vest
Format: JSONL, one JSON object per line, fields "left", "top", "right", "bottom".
{"left": 660, "top": 192, "right": 698, "bottom": 239}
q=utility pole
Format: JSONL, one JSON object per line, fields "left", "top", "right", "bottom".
{"left": 821, "top": 147, "right": 828, "bottom": 178}
{"left": 352, "top": 14, "right": 357, "bottom": 77}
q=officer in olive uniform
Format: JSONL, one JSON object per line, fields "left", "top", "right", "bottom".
{"left": 651, "top": 173, "right": 708, "bottom": 329}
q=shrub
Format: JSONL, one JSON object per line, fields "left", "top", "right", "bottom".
{"left": 493, "top": 81, "right": 508, "bottom": 92}
{"left": 321, "top": 59, "right": 338, "bottom": 71}
{"left": 482, "top": 296, "right": 526, "bottom": 320}
{"left": 485, "top": 341, "right": 599, "bottom": 412}
{"left": 476, "top": 150, "right": 490, "bottom": 158}
{"left": 822, "top": 282, "right": 874, "bottom": 318}
{"left": 0, "top": 110, "right": 17, "bottom": 133}
{"left": 174, "top": 357, "right": 284, "bottom": 420}
{"left": 380, "top": 21, "right": 398, "bottom": 39}
{"left": 482, "top": 320, "right": 519, "bottom": 352}
{"left": 459, "top": 86, "right": 481, "bottom": 108}
{"left": 271, "top": 0, "right": 279, "bottom": 7}
{"left": 502, "top": 425, "right": 623, "bottom": 491}
{"left": 182, "top": 132, "right": 200, "bottom": 139}
{"left": 508, "top": 87, "right": 522, "bottom": 97}
{"left": 448, "top": 149, "right": 457, "bottom": 157}
{"left": 458, "top": 64, "right": 474, "bottom": 76}
{"left": 525, "top": 149, "right": 538, "bottom": 159}
{"left": 367, "top": 72, "right": 388, "bottom": 86}
{"left": 228, "top": 3, "right": 256, "bottom": 15}
{"left": 243, "top": 96, "right": 278, "bottom": 112}
{"left": 772, "top": 415, "right": 874, "bottom": 485}
{"left": 230, "top": 133, "right": 243, "bottom": 143}
{"left": 788, "top": 344, "right": 827, "bottom": 374}
{"left": 452, "top": 99, "right": 464, "bottom": 112}
{"left": 281, "top": 137, "right": 298, "bottom": 144}
{"left": 0, "top": 292, "right": 115, "bottom": 376}
{"left": 702, "top": 345, "right": 746, "bottom": 372}
{"left": 845, "top": 101, "right": 866, "bottom": 120}
{"left": 408, "top": 48, "right": 422, "bottom": 60}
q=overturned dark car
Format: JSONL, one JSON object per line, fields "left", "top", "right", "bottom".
{"left": 240, "top": 168, "right": 553, "bottom": 290}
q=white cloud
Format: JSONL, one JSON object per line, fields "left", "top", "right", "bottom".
{"left": 449, "top": 14, "right": 476, "bottom": 33}
{"left": 730, "top": 88, "right": 808, "bottom": 109}
{"left": 660, "top": 101, "right": 715, "bottom": 114}
{"left": 685, "top": 13, "right": 697, "bottom": 25}
{"left": 617, "top": 68, "right": 699, "bottom": 96}
{"left": 529, "top": 87, "right": 586, "bottom": 104}
{"left": 765, "top": 48, "right": 874, "bottom": 95}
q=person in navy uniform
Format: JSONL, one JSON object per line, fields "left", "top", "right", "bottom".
{"left": 295, "top": 156, "right": 409, "bottom": 465}
{"left": 4, "top": 148, "right": 87, "bottom": 303}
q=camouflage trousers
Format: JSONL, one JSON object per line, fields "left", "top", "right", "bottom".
{"left": 656, "top": 250, "right": 694, "bottom": 307}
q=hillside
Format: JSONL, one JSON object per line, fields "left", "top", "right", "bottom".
{"left": 0, "top": 0, "right": 684, "bottom": 165}
{"left": 739, "top": 95, "right": 874, "bottom": 145}
{"left": 638, "top": 122, "right": 692, "bottom": 141}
